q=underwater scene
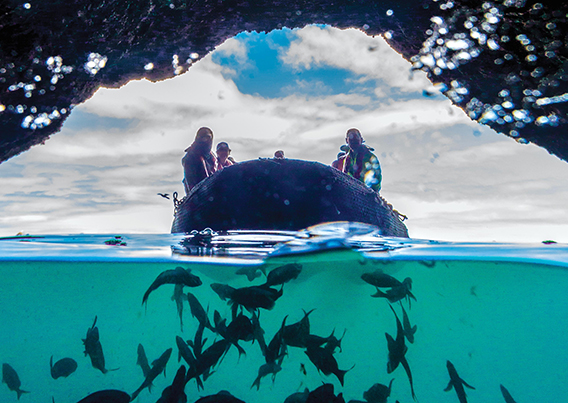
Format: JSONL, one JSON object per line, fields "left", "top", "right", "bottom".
{"left": 1, "top": 224, "right": 568, "bottom": 403}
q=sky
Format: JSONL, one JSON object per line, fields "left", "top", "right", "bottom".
{"left": 1, "top": 25, "right": 567, "bottom": 243}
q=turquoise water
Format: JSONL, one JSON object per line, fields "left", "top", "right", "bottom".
{"left": 1, "top": 224, "right": 568, "bottom": 403}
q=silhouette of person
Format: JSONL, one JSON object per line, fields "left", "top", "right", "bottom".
{"left": 215, "top": 142, "right": 235, "bottom": 170}
{"left": 182, "top": 127, "right": 217, "bottom": 195}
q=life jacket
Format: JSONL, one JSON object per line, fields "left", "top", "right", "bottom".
{"left": 343, "top": 145, "right": 382, "bottom": 192}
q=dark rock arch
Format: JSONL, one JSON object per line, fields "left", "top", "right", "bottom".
{"left": 1, "top": 0, "right": 566, "bottom": 162}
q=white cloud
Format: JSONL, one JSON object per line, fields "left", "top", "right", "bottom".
{"left": 282, "top": 25, "right": 432, "bottom": 93}
{"left": 1, "top": 26, "right": 567, "bottom": 243}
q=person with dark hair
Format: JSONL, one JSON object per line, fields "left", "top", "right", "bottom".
{"left": 342, "top": 128, "right": 382, "bottom": 192}
{"left": 274, "top": 150, "right": 285, "bottom": 159}
{"left": 215, "top": 141, "right": 235, "bottom": 170}
{"left": 182, "top": 127, "right": 217, "bottom": 195}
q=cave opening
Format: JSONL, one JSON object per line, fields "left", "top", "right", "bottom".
{"left": 2, "top": 24, "right": 567, "bottom": 241}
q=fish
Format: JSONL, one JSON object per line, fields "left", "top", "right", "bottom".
{"left": 265, "top": 319, "right": 287, "bottom": 365}
{"left": 210, "top": 283, "right": 236, "bottom": 301}
{"left": 186, "top": 340, "right": 230, "bottom": 386}
{"left": 230, "top": 284, "right": 283, "bottom": 312}
{"left": 444, "top": 360, "right": 475, "bottom": 403}
{"left": 131, "top": 347, "right": 173, "bottom": 401}
{"left": 281, "top": 309, "right": 315, "bottom": 348}
{"left": 500, "top": 384, "right": 517, "bottom": 403}
{"left": 186, "top": 292, "right": 214, "bottom": 331}
{"left": 251, "top": 310, "right": 268, "bottom": 356}
{"left": 363, "top": 379, "right": 394, "bottom": 403}
{"left": 401, "top": 305, "right": 417, "bottom": 344}
{"left": 214, "top": 313, "right": 252, "bottom": 357}
{"left": 176, "top": 336, "right": 204, "bottom": 390}
{"left": 361, "top": 269, "right": 403, "bottom": 288}
{"left": 284, "top": 388, "right": 309, "bottom": 403}
{"left": 191, "top": 322, "right": 207, "bottom": 359}
{"left": 386, "top": 305, "right": 416, "bottom": 400}
{"left": 137, "top": 344, "right": 151, "bottom": 378}
{"left": 306, "top": 383, "right": 342, "bottom": 403}
{"left": 172, "top": 284, "right": 186, "bottom": 332}
{"left": 225, "top": 314, "right": 254, "bottom": 342}
{"left": 2, "top": 363, "right": 29, "bottom": 400}
{"left": 50, "top": 356, "right": 78, "bottom": 379}
{"left": 156, "top": 365, "right": 187, "bottom": 403}
{"left": 372, "top": 278, "right": 416, "bottom": 305}
{"left": 142, "top": 266, "right": 202, "bottom": 305}
{"left": 251, "top": 361, "right": 282, "bottom": 390}
{"left": 82, "top": 316, "right": 117, "bottom": 374}
{"left": 194, "top": 390, "right": 246, "bottom": 402}
{"left": 76, "top": 389, "right": 131, "bottom": 403}
{"left": 235, "top": 267, "right": 263, "bottom": 282}
{"left": 264, "top": 263, "right": 302, "bottom": 286}
{"left": 305, "top": 345, "right": 353, "bottom": 386}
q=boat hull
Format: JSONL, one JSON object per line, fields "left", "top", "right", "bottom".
{"left": 171, "top": 158, "right": 408, "bottom": 237}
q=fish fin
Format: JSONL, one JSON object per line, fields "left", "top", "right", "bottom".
{"left": 372, "top": 288, "right": 387, "bottom": 298}
{"left": 235, "top": 343, "right": 247, "bottom": 359}
{"left": 444, "top": 381, "right": 454, "bottom": 392}
{"left": 142, "top": 290, "right": 150, "bottom": 305}
{"left": 462, "top": 378, "right": 475, "bottom": 389}
{"left": 196, "top": 375, "right": 204, "bottom": 390}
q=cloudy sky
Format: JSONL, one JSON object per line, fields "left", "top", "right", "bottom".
{"left": 1, "top": 25, "right": 567, "bottom": 242}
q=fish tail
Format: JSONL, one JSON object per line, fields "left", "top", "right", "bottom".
{"left": 336, "top": 369, "right": 348, "bottom": 386}
{"left": 251, "top": 376, "right": 261, "bottom": 390}
{"left": 16, "top": 389, "right": 30, "bottom": 400}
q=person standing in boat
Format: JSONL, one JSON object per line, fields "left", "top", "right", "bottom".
{"left": 342, "top": 128, "right": 382, "bottom": 192}
{"left": 215, "top": 141, "right": 235, "bottom": 170}
{"left": 182, "top": 127, "right": 217, "bottom": 195}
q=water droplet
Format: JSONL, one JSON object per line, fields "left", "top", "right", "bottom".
{"left": 386, "top": 9, "right": 394, "bottom": 16}
{"left": 487, "top": 38, "right": 500, "bottom": 50}
{"left": 431, "top": 16, "right": 444, "bottom": 25}
{"left": 536, "top": 116, "right": 549, "bottom": 125}
{"left": 23, "top": 3, "right": 31, "bottom": 9}
{"left": 446, "top": 39, "right": 470, "bottom": 50}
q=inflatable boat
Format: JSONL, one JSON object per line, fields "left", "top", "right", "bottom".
{"left": 171, "top": 158, "right": 409, "bottom": 237}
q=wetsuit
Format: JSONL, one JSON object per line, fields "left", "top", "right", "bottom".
{"left": 343, "top": 145, "right": 382, "bottom": 192}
